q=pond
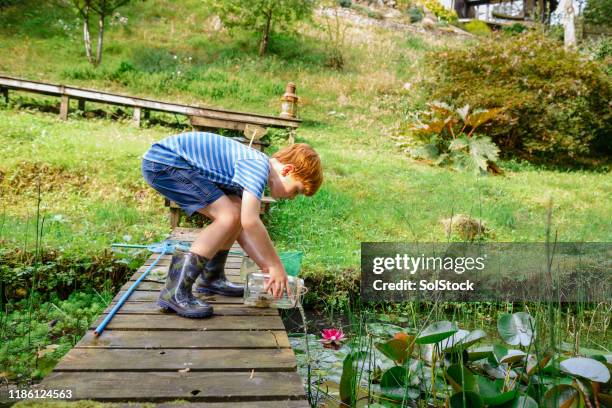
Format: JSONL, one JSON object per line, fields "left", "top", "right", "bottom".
{"left": 284, "top": 308, "right": 612, "bottom": 407}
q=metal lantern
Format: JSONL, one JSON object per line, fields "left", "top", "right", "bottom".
{"left": 280, "top": 82, "right": 299, "bottom": 118}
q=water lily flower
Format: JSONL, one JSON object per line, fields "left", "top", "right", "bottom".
{"left": 320, "top": 328, "right": 346, "bottom": 349}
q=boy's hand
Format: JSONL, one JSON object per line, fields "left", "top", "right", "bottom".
{"left": 264, "top": 265, "right": 292, "bottom": 299}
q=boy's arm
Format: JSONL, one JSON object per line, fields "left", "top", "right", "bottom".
{"left": 239, "top": 191, "right": 290, "bottom": 299}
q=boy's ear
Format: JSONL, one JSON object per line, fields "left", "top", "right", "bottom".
{"left": 281, "top": 164, "right": 295, "bottom": 176}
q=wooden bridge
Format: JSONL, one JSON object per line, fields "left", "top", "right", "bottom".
{"left": 39, "top": 228, "right": 308, "bottom": 406}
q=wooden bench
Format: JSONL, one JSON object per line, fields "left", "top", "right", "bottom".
{"left": 0, "top": 75, "right": 301, "bottom": 130}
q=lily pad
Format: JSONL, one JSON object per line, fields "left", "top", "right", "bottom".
{"left": 560, "top": 357, "right": 611, "bottom": 383}
{"left": 367, "top": 323, "right": 405, "bottom": 339}
{"left": 450, "top": 391, "right": 484, "bottom": 408}
{"left": 339, "top": 351, "right": 367, "bottom": 404}
{"left": 375, "top": 367, "right": 420, "bottom": 402}
{"left": 493, "top": 345, "right": 527, "bottom": 365}
{"left": 476, "top": 376, "right": 517, "bottom": 405}
{"left": 446, "top": 363, "right": 478, "bottom": 393}
{"left": 525, "top": 351, "right": 553, "bottom": 376}
{"left": 376, "top": 337, "right": 413, "bottom": 364}
{"left": 501, "top": 395, "right": 539, "bottom": 408}
{"left": 415, "top": 321, "right": 458, "bottom": 344}
{"left": 381, "top": 366, "right": 409, "bottom": 388}
{"left": 542, "top": 384, "right": 583, "bottom": 408}
{"left": 468, "top": 346, "right": 494, "bottom": 361}
{"left": 440, "top": 329, "right": 487, "bottom": 353}
{"left": 497, "top": 312, "right": 535, "bottom": 347}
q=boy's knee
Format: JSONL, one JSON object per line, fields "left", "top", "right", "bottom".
{"left": 216, "top": 207, "right": 240, "bottom": 227}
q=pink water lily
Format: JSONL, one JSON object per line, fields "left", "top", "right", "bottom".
{"left": 320, "top": 328, "right": 346, "bottom": 349}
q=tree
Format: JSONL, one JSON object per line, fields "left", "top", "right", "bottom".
{"left": 561, "top": 0, "right": 576, "bottom": 49}
{"left": 68, "top": 0, "right": 131, "bottom": 66}
{"left": 583, "top": 0, "right": 612, "bottom": 27}
{"left": 213, "top": 0, "right": 315, "bottom": 56}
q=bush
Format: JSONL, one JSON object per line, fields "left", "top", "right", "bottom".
{"left": 502, "top": 22, "right": 527, "bottom": 34}
{"left": 426, "top": 32, "right": 611, "bottom": 164}
{"left": 338, "top": 0, "right": 352, "bottom": 7}
{"left": 582, "top": 37, "right": 612, "bottom": 75}
{"left": 583, "top": 0, "right": 612, "bottom": 27}
{"left": 418, "top": 0, "right": 458, "bottom": 22}
{"left": 407, "top": 103, "right": 502, "bottom": 173}
{"left": 464, "top": 19, "right": 492, "bottom": 35}
{"left": 407, "top": 6, "right": 424, "bottom": 23}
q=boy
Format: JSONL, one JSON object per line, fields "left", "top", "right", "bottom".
{"left": 141, "top": 131, "right": 323, "bottom": 318}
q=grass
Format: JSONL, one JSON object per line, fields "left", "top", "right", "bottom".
{"left": 0, "top": 0, "right": 610, "bottom": 392}
{"left": 0, "top": 0, "right": 610, "bottom": 293}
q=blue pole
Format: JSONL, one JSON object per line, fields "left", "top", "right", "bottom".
{"left": 94, "top": 241, "right": 172, "bottom": 337}
{"left": 96, "top": 240, "right": 245, "bottom": 336}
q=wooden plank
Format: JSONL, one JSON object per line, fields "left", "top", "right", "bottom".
{"left": 104, "top": 302, "right": 277, "bottom": 316}
{"left": 59, "top": 94, "right": 69, "bottom": 120}
{"left": 90, "top": 314, "right": 285, "bottom": 331}
{"left": 137, "top": 401, "right": 310, "bottom": 408}
{"left": 77, "top": 330, "right": 290, "bottom": 349}
{"left": 133, "top": 106, "right": 142, "bottom": 127}
{"left": 114, "top": 290, "right": 244, "bottom": 303}
{"left": 40, "top": 371, "right": 307, "bottom": 402}
{"left": 130, "top": 265, "right": 241, "bottom": 281}
{"left": 0, "top": 76, "right": 301, "bottom": 129}
{"left": 54, "top": 348, "right": 297, "bottom": 372}
{"left": 131, "top": 269, "right": 241, "bottom": 281}
{"left": 121, "top": 278, "right": 242, "bottom": 292}
{"left": 143, "top": 258, "right": 242, "bottom": 267}
{"left": 170, "top": 207, "right": 181, "bottom": 228}
{"left": 190, "top": 116, "right": 247, "bottom": 131}
{"left": 141, "top": 254, "right": 243, "bottom": 263}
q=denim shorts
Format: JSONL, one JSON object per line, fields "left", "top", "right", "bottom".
{"left": 141, "top": 159, "right": 242, "bottom": 217}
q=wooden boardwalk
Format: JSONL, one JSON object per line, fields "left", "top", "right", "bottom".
{"left": 40, "top": 228, "right": 308, "bottom": 406}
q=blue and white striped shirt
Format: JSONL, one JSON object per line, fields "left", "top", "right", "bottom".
{"left": 143, "top": 132, "right": 270, "bottom": 199}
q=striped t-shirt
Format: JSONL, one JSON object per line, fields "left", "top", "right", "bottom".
{"left": 143, "top": 132, "right": 270, "bottom": 199}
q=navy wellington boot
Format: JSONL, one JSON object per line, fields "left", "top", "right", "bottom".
{"left": 194, "top": 249, "right": 245, "bottom": 297}
{"left": 158, "top": 251, "right": 214, "bottom": 318}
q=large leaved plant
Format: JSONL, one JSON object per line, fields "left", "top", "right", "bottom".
{"left": 408, "top": 102, "right": 503, "bottom": 174}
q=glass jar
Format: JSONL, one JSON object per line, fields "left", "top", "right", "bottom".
{"left": 240, "top": 256, "right": 259, "bottom": 280}
{"left": 244, "top": 272, "right": 307, "bottom": 309}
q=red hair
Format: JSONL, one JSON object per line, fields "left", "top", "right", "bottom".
{"left": 272, "top": 143, "right": 323, "bottom": 196}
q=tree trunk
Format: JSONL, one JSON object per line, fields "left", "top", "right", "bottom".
{"left": 258, "top": 10, "right": 272, "bottom": 56}
{"left": 563, "top": 0, "right": 576, "bottom": 49}
{"left": 95, "top": 13, "right": 105, "bottom": 66}
{"left": 82, "top": 6, "right": 93, "bottom": 64}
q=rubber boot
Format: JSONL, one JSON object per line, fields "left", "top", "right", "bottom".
{"left": 194, "top": 249, "right": 245, "bottom": 297}
{"left": 158, "top": 251, "right": 214, "bottom": 318}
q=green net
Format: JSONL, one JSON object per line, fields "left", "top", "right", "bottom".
{"left": 279, "top": 251, "right": 303, "bottom": 277}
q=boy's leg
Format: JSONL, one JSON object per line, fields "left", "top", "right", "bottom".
{"left": 190, "top": 195, "right": 241, "bottom": 258}
{"left": 194, "top": 195, "right": 245, "bottom": 296}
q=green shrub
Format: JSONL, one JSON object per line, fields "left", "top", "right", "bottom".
{"left": 583, "top": 0, "right": 612, "bottom": 27}
{"left": 502, "top": 22, "right": 527, "bottom": 34}
{"left": 408, "top": 102, "right": 502, "bottom": 173}
{"left": 407, "top": 6, "right": 424, "bottom": 23}
{"left": 426, "top": 32, "right": 612, "bottom": 164}
{"left": 464, "top": 19, "right": 492, "bottom": 35}
{"left": 582, "top": 37, "right": 612, "bottom": 75}
{"left": 338, "top": 0, "right": 352, "bottom": 7}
